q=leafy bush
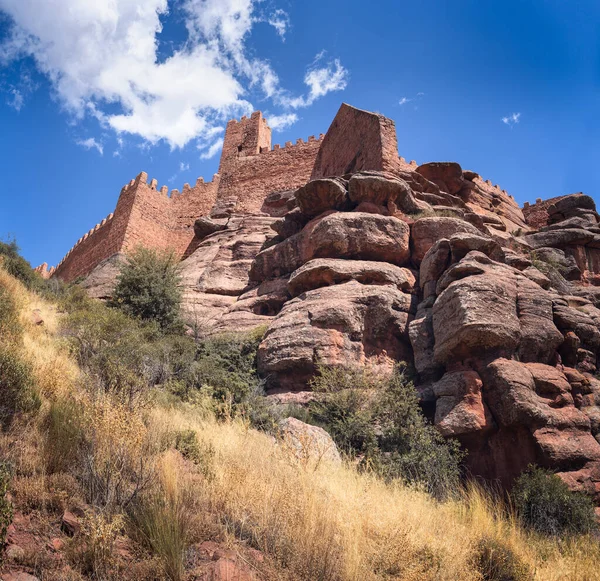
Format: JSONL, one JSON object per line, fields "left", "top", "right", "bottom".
{"left": 63, "top": 297, "right": 169, "bottom": 406}
{"left": 173, "top": 429, "right": 215, "bottom": 479}
{"left": 309, "top": 364, "right": 463, "bottom": 500}
{"left": 511, "top": 466, "right": 597, "bottom": 536}
{"left": 0, "top": 239, "right": 46, "bottom": 292}
{"left": 375, "top": 367, "right": 463, "bottom": 500}
{"left": 474, "top": 536, "right": 532, "bottom": 581}
{"left": 309, "top": 366, "right": 379, "bottom": 456}
{"left": 0, "top": 345, "right": 41, "bottom": 428}
{"left": 110, "top": 247, "right": 183, "bottom": 331}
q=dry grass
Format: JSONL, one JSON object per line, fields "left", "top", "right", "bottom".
{"left": 2, "top": 267, "right": 600, "bottom": 581}
{"left": 145, "top": 407, "right": 600, "bottom": 581}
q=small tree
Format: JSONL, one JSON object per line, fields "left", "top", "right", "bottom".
{"left": 110, "top": 247, "right": 183, "bottom": 331}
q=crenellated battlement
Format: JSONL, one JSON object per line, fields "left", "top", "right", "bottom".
{"left": 55, "top": 212, "right": 115, "bottom": 269}
{"left": 45, "top": 104, "right": 530, "bottom": 283}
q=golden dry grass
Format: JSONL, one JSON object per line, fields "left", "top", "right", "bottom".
{"left": 2, "top": 268, "right": 600, "bottom": 581}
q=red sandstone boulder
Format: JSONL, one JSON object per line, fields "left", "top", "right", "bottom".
{"left": 433, "top": 370, "right": 494, "bottom": 437}
{"left": 415, "top": 162, "right": 464, "bottom": 195}
{"left": 347, "top": 173, "right": 430, "bottom": 215}
{"left": 257, "top": 281, "right": 414, "bottom": 391}
{"left": 287, "top": 258, "right": 416, "bottom": 297}
{"left": 194, "top": 216, "right": 228, "bottom": 239}
{"left": 410, "top": 217, "right": 481, "bottom": 264}
{"left": 295, "top": 178, "right": 348, "bottom": 217}
{"left": 251, "top": 212, "right": 411, "bottom": 282}
{"left": 270, "top": 208, "right": 308, "bottom": 240}
{"left": 180, "top": 215, "right": 278, "bottom": 331}
{"left": 522, "top": 228, "right": 595, "bottom": 250}
{"left": 431, "top": 252, "right": 563, "bottom": 365}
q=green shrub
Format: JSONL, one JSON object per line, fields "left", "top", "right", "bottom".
{"left": 0, "top": 239, "right": 46, "bottom": 292}
{"left": 173, "top": 429, "right": 215, "bottom": 479}
{"left": 193, "top": 330, "right": 264, "bottom": 410}
{"left": 0, "top": 345, "right": 41, "bottom": 428}
{"left": 110, "top": 247, "right": 183, "bottom": 331}
{"left": 375, "top": 367, "right": 464, "bottom": 500}
{"left": 309, "top": 367, "right": 379, "bottom": 456}
{"left": 474, "top": 536, "right": 532, "bottom": 581}
{"left": 511, "top": 466, "right": 597, "bottom": 536}
{"left": 63, "top": 299, "right": 168, "bottom": 406}
{"left": 309, "top": 364, "right": 463, "bottom": 500}
{"left": 0, "top": 462, "right": 13, "bottom": 555}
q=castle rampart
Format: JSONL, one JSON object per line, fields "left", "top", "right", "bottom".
{"left": 47, "top": 104, "right": 526, "bottom": 282}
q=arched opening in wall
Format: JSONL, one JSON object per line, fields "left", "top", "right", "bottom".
{"left": 238, "top": 145, "right": 243, "bottom": 153}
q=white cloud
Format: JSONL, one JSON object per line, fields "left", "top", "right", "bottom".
{"left": 7, "top": 88, "right": 23, "bottom": 110}
{"left": 200, "top": 137, "right": 224, "bottom": 160}
{"left": 268, "top": 9, "right": 290, "bottom": 40}
{"left": 268, "top": 112, "right": 298, "bottom": 131}
{"left": 279, "top": 53, "right": 349, "bottom": 109}
{"left": 399, "top": 92, "right": 424, "bottom": 107}
{"left": 179, "top": 161, "right": 190, "bottom": 172}
{"left": 77, "top": 137, "right": 103, "bottom": 155}
{"left": 502, "top": 112, "right": 521, "bottom": 127}
{"left": 0, "top": 0, "right": 348, "bottom": 149}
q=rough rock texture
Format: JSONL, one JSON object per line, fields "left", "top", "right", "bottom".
{"left": 250, "top": 211, "right": 411, "bottom": 282}
{"left": 63, "top": 103, "right": 600, "bottom": 503}
{"left": 279, "top": 417, "right": 342, "bottom": 463}
{"left": 80, "top": 253, "right": 126, "bottom": 300}
{"left": 258, "top": 281, "right": 415, "bottom": 391}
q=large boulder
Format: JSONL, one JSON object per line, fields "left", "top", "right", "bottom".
{"left": 80, "top": 253, "right": 125, "bottom": 300}
{"left": 288, "top": 258, "right": 416, "bottom": 297}
{"left": 415, "top": 162, "right": 464, "bottom": 195}
{"left": 433, "top": 370, "right": 494, "bottom": 437}
{"left": 258, "top": 281, "right": 414, "bottom": 391}
{"left": 180, "top": 215, "right": 277, "bottom": 331}
{"left": 411, "top": 217, "right": 481, "bottom": 264}
{"left": 279, "top": 417, "right": 342, "bottom": 464}
{"left": 432, "top": 252, "right": 562, "bottom": 365}
{"left": 194, "top": 216, "right": 228, "bottom": 240}
{"left": 295, "top": 178, "right": 348, "bottom": 217}
{"left": 251, "top": 212, "right": 411, "bottom": 282}
{"left": 347, "top": 173, "right": 430, "bottom": 215}
{"left": 521, "top": 228, "right": 595, "bottom": 250}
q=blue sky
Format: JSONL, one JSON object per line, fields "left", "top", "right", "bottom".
{"left": 0, "top": 0, "right": 599, "bottom": 268}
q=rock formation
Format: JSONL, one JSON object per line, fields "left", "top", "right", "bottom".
{"left": 53, "top": 103, "right": 600, "bottom": 501}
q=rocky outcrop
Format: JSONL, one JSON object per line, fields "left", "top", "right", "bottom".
{"left": 73, "top": 103, "right": 600, "bottom": 503}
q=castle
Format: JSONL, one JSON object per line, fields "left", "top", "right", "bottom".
{"left": 36, "top": 104, "right": 527, "bottom": 282}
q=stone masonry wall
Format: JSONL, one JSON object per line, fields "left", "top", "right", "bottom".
{"left": 53, "top": 171, "right": 219, "bottom": 281}
{"left": 523, "top": 196, "right": 569, "bottom": 230}
{"left": 52, "top": 110, "right": 321, "bottom": 282}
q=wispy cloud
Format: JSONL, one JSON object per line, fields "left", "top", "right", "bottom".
{"left": 268, "top": 9, "right": 290, "bottom": 40}
{"left": 0, "top": 0, "right": 348, "bottom": 150}
{"left": 502, "top": 112, "right": 521, "bottom": 127}
{"left": 76, "top": 137, "right": 103, "bottom": 155}
{"left": 268, "top": 112, "right": 298, "bottom": 131}
{"left": 199, "top": 138, "right": 224, "bottom": 160}
{"left": 179, "top": 161, "right": 190, "bottom": 172}
{"left": 399, "top": 92, "right": 425, "bottom": 108}
{"left": 278, "top": 52, "right": 349, "bottom": 109}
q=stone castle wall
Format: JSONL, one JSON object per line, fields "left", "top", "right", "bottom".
{"left": 49, "top": 103, "right": 527, "bottom": 282}
{"left": 52, "top": 111, "right": 324, "bottom": 282}
{"left": 523, "top": 196, "right": 569, "bottom": 229}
